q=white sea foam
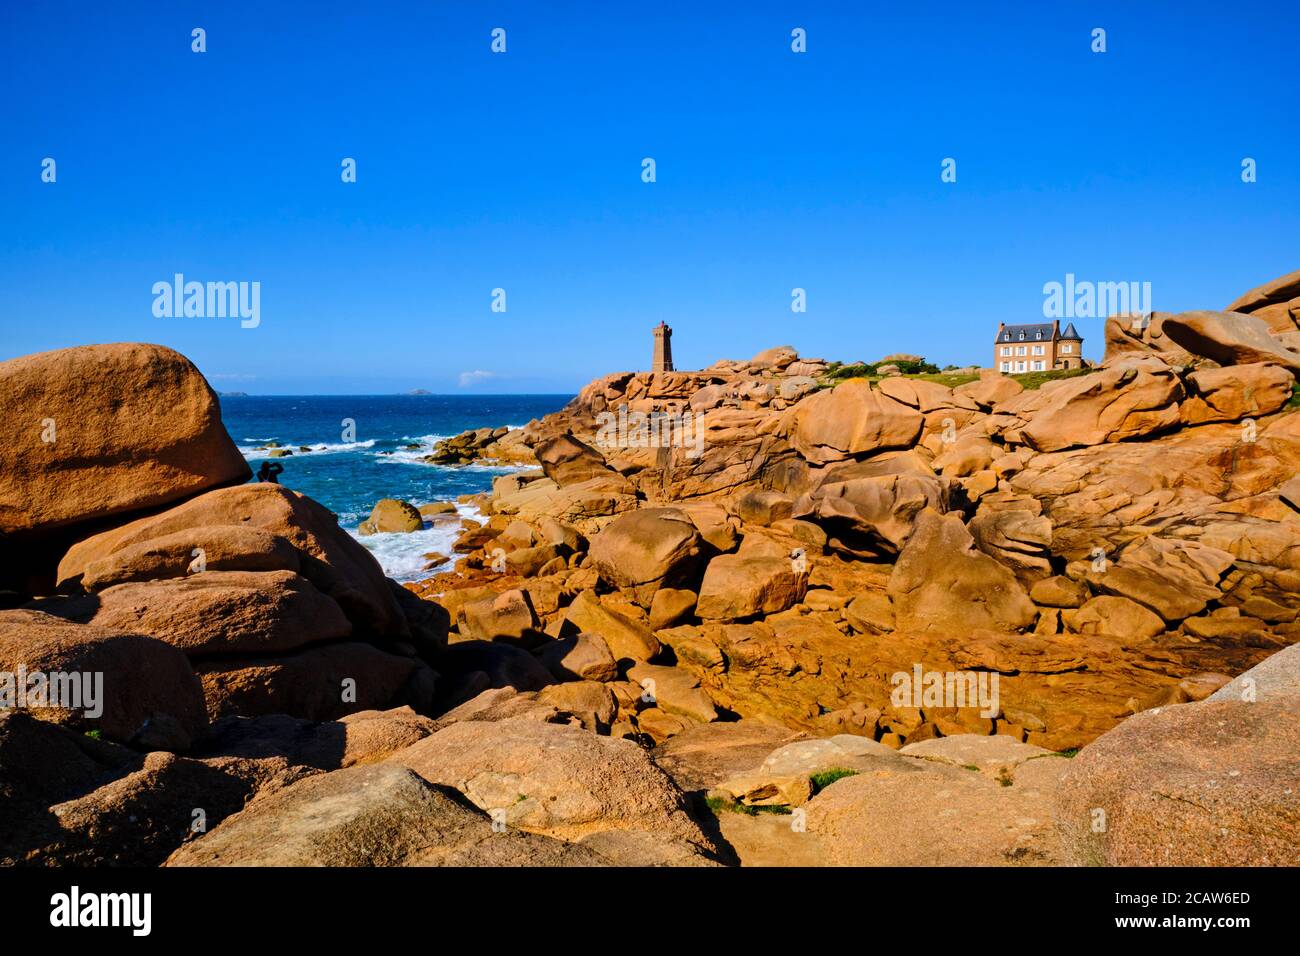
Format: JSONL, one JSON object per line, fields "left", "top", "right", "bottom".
{"left": 377, "top": 434, "right": 450, "bottom": 465}
{"left": 349, "top": 501, "right": 481, "bottom": 583}
{"left": 239, "top": 439, "right": 376, "bottom": 461}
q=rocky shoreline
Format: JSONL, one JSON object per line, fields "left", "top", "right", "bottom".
{"left": 2, "top": 269, "right": 1298, "bottom": 866}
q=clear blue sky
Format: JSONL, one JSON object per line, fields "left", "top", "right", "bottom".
{"left": 2, "top": 0, "right": 1296, "bottom": 393}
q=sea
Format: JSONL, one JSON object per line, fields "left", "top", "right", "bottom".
{"left": 219, "top": 395, "right": 571, "bottom": 583}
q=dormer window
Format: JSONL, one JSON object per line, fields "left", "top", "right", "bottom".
{"left": 1035, "top": 331, "right": 1042, "bottom": 340}
{"left": 1018, "top": 333, "right": 1024, "bottom": 340}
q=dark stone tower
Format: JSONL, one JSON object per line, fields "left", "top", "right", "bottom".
{"left": 652, "top": 321, "right": 674, "bottom": 373}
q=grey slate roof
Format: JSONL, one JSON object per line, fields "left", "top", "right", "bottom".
{"left": 1059, "top": 322, "right": 1083, "bottom": 340}
{"left": 997, "top": 323, "right": 1055, "bottom": 343}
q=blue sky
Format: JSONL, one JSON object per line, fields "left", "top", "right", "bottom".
{"left": 2, "top": 1, "right": 1296, "bottom": 393}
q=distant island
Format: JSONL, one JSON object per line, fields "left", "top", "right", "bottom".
{"left": 406, "top": 389, "right": 432, "bottom": 395}
{"left": 218, "top": 391, "right": 249, "bottom": 397}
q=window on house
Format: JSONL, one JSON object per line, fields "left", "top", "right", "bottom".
{"left": 1000, "top": 346, "right": 1011, "bottom": 356}
{"left": 1016, "top": 361, "right": 1027, "bottom": 372}
{"left": 1032, "top": 345, "right": 1045, "bottom": 355}
{"left": 1032, "top": 360, "right": 1045, "bottom": 371}
{"left": 1000, "top": 361, "right": 1011, "bottom": 372}
{"left": 1061, "top": 344, "right": 1072, "bottom": 353}
{"left": 1016, "top": 346, "right": 1027, "bottom": 356}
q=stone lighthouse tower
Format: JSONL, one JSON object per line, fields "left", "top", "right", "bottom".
{"left": 652, "top": 321, "right": 674, "bottom": 373}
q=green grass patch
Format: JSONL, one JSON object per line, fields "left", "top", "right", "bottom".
{"left": 704, "top": 795, "right": 792, "bottom": 817}
{"left": 1010, "top": 367, "right": 1095, "bottom": 390}
{"left": 1287, "top": 382, "right": 1300, "bottom": 409}
{"left": 83, "top": 729, "right": 103, "bottom": 741}
{"left": 809, "top": 767, "right": 859, "bottom": 794}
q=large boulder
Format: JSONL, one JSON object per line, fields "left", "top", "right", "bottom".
{"left": 626, "top": 662, "right": 718, "bottom": 723}
{"left": 1062, "top": 596, "right": 1166, "bottom": 641}
{"left": 806, "top": 736, "right": 1069, "bottom": 865}
{"left": 1081, "top": 537, "right": 1232, "bottom": 623}
{"left": 562, "top": 590, "right": 661, "bottom": 663}
{"left": 793, "top": 473, "right": 950, "bottom": 557}
{"left": 1101, "top": 312, "right": 1200, "bottom": 367}
{"left": 58, "top": 484, "right": 406, "bottom": 637}
{"left": 357, "top": 499, "right": 423, "bottom": 535}
{"left": 968, "top": 507, "right": 1054, "bottom": 583}
{"left": 587, "top": 508, "right": 704, "bottom": 605}
{"left": 0, "top": 610, "right": 207, "bottom": 744}
{"left": 386, "top": 716, "right": 719, "bottom": 861}
{"left": 38, "top": 570, "right": 352, "bottom": 657}
{"left": 533, "top": 433, "right": 614, "bottom": 487}
{"left": 166, "top": 763, "right": 608, "bottom": 867}
{"left": 1225, "top": 267, "right": 1300, "bottom": 331}
{"left": 1180, "top": 363, "right": 1295, "bottom": 425}
{"left": 955, "top": 371, "right": 1022, "bottom": 409}
{"left": 195, "top": 641, "right": 433, "bottom": 722}
{"left": 786, "top": 380, "right": 924, "bottom": 465}
{"left": 74, "top": 526, "right": 301, "bottom": 592}
{"left": 1161, "top": 310, "right": 1300, "bottom": 373}
{"left": 695, "top": 553, "right": 808, "bottom": 620}
{"left": 534, "top": 633, "right": 618, "bottom": 683}
{"left": 1055, "top": 687, "right": 1299, "bottom": 865}
{"left": 491, "top": 474, "right": 639, "bottom": 533}
{"left": 0, "top": 343, "right": 250, "bottom": 538}
{"left": 456, "top": 589, "right": 540, "bottom": 644}
{"left": 1000, "top": 361, "right": 1184, "bottom": 452}
{"left": 887, "top": 509, "right": 1037, "bottom": 633}
{"left": 198, "top": 706, "right": 439, "bottom": 771}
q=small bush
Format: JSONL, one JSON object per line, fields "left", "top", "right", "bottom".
{"left": 825, "top": 362, "right": 877, "bottom": 380}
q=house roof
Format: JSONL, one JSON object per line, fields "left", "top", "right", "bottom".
{"left": 997, "top": 323, "right": 1055, "bottom": 343}
{"left": 1059, "top": 322, "right": 1083, "bottom": 340}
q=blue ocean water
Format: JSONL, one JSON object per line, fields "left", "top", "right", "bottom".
{"left": 219, "top": 395, "right": 570, "bottom": 581}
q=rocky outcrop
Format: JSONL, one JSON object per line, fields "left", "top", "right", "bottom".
{"left": 996, "top": 359, "right": 1184, "bottom": 452}
{"left": 7, "top": 266, "right": 1300, "bottom": 868}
